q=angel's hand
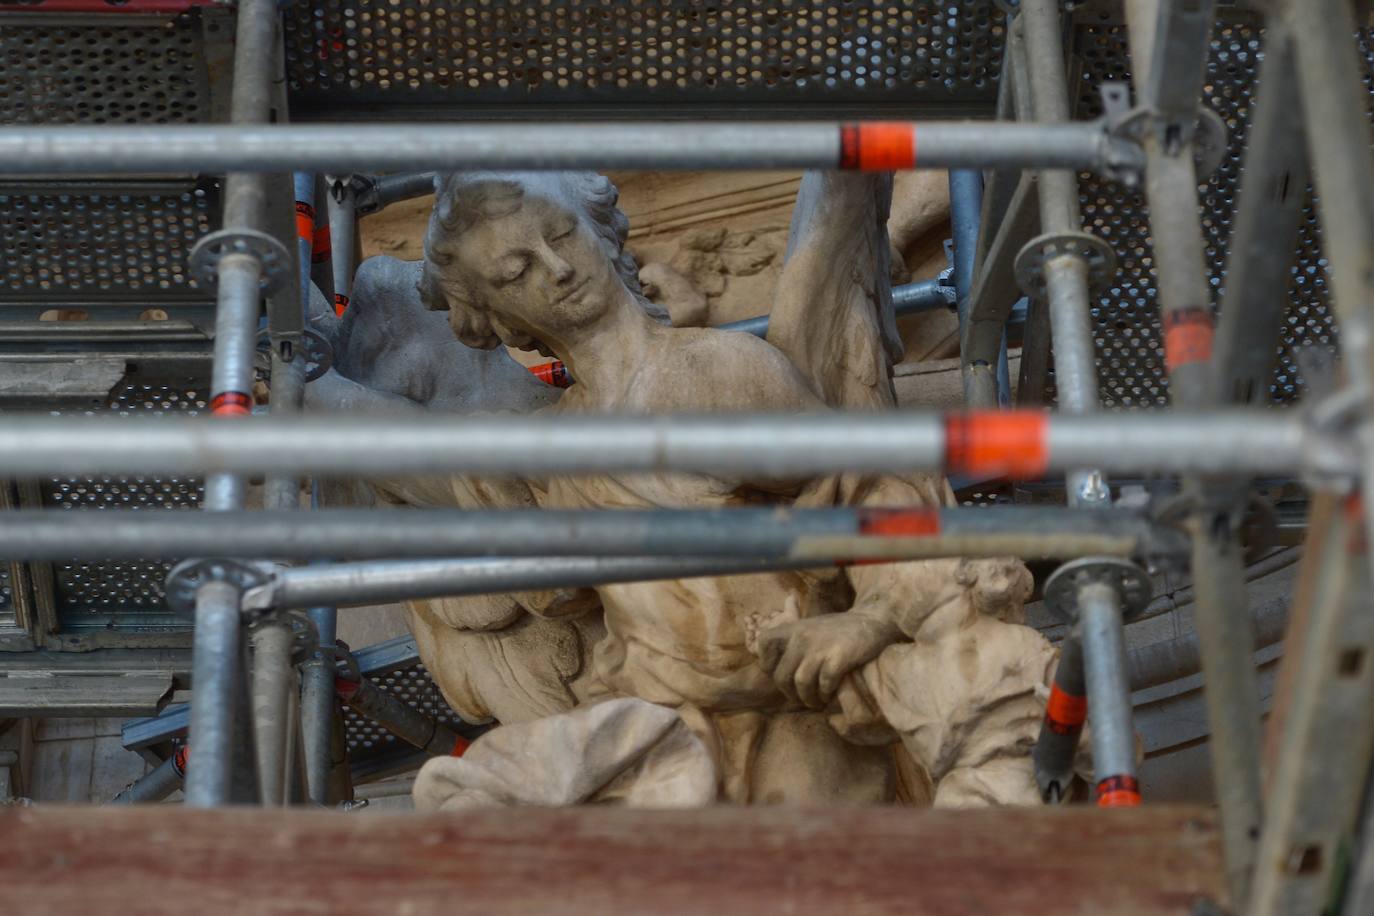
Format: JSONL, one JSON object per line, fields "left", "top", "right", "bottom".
{"left": 755, "top": 612, "right": 901, "bottom": 710}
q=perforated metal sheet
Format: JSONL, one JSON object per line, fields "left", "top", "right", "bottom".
{"left": 343, "top": 661, "right": 469, "bottom": 761}
{"left": 0, "top": 181, "right": 217, "bottom": 313}
{"left": 284, "top": 0, "right": 1007, "bottom": 117}
{"left": 1069, "top": 12, "right": 1342, "bottom": 407}
{"left": 42, "top": 380, "right": 206, "bottom": 631}
{"left": 0, "top": 14, "right": 212, "bottom": 126}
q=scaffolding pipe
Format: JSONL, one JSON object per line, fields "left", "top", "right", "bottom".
{"left": 0, "top": 121, "right": 1144, "bottom": 175}
{"left": 325, "top": 176, "right": 357, "bottom": 315}
{"left": 1021, "top": 0, "right": 1108, "bottom": 507}
{"left": 0, "top": 506, "right": 1186, "bottom": 564}
{"left": 335, "top": 676, "right": 470, "bottom": 759}
{"left": 300, "top": 600, "right": 338, "bottom": 808}
{"left": 0, "top": 410, "right": 1326, "bottom": 479}
{"left": 249, "top": 621, "right": 295, "bottom": 807}
{"left": 355, "top": 171, "right": 438, "bottom": 214}
{"left": 184, "top": 0, "right": 278, "bottom": 810}
{"left": 185, "top": 580, "right": 244, "bottom": 807}
{"left": 1079, "top": 582, "right": 1140, "bottom": 807}
{"left": 1126, "top": 1, "right": 1260, "bottom": 901}
{"left": 719, "top": 276, "right": 952, "bottom": 339}
{"left": 251, "top": 556, "right": 825, "bottom": 610}
{"left": 111, "top": 748, "right": 187, "bottom": 805}
{"left": 1034, "top": 632, "right": 1087, "bottom": 803}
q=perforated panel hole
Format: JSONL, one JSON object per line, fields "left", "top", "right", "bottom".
{"left": 44, "top": 382, "right": 207, "bottom": 618}
{"left": 1, "top": 21, "right": 211, "bottom": 125}
{"left": 1066, "top": 15, "right": 1347, "bottom": 408}
{"left": 285, "top": 1, "right": 1005, "bottom": 103}
{"left": 0, "top": 187, "right": 213, "bottom": 297}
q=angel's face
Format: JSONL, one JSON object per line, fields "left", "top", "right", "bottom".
{"left": 450, "top": 191, "right": 622, "bottom": 343}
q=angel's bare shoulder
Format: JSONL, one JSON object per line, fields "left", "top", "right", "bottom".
{"left": 624, "top": 326, "right": 823, "bottom": 413}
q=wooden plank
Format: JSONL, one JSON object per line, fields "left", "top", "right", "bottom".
{"left": 0, "top": 805, "right": 1225, "bottom": 915}
{"left": 0, "top": 674, "right": 173, "bottom": 717}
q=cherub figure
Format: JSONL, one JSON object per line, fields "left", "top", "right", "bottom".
{"left": 402, "top": 169, "right": 1058, "bottom": 806}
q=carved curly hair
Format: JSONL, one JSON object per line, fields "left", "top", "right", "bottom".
{"left": 420, "top": 171, "right": 667, "bottom": 356}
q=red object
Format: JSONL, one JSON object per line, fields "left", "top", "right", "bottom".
{"left": 294, "top": 201, "right": 316, "bottom": 246}
{"left": 209, "top": 391, "right": 252, "bottom": 417}
{"left": 333, "top": 293, "right": 350, "bottom": 318}
{"left": 312, "top": 224, "right": 332, "bottom": 265}
{"left": 451, "top": 736, "right": 472, "bottom": 757}
{"left": 943, "top": 411, "right": 1049, "bottom": 480}
{"left": 528, "top": 361, "right": 574, "bottom": 388}
{"left": 1345, "top": 491, "right": 1366, "bottom": 555}
{"left": 1043, "top": 683, "right": 1088, "bottom": 736}
{"left": 0, "top": 0, "right": 217, "bottom": 11}
{"left": 1162, "top": 307, "right": 1214, "bottom": 371}
{"left": 856, "top": 507, "right": 940, "bottom": 537}
{"left": 334, "top": 677, "right": 360, "bottom": 700}
{"left": 172, "top": 745, "right": 190, "bottom": 777}
{"left": 1095, "top": 774, "right": 1142, "bottom": 808}
{"left": 839, "top": 122, "right": 916, "bottom": 171}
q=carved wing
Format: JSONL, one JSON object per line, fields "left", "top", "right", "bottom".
{"left": 765, "top": 172, "right": 902, "bottom": 410}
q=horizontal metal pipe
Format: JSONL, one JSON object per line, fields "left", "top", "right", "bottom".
{"left": 357, "top": 171, "right": 439, "bottom": 214}
{"left": 249, "top": 556, "right": 827, "bottom": 610}
{"left": 0, "top": 507, "right": 1185, "bottom": 563}
{"left": 0, "top": 410, "right": 1322, "bottom": 478}
{"left": 717, "top": 276, "right": 951, "bottom": 338}
{"left": 0, "top": 122, "right": 1140, "bottom": 174}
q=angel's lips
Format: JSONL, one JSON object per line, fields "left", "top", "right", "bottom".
{"left": 552, "top": 276, "right": 590, "bottom": 306}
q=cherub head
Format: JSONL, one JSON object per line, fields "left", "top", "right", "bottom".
{"left": 420, "top": 172, "right": 667, "bottom": 357}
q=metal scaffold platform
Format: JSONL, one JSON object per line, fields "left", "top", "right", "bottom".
{"left": 1, "top": 1, "right": 1373, "bottom": 914}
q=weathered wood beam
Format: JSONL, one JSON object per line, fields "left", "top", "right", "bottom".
{"left": 0, "top": 805, "right": 1225, "bottom": 915}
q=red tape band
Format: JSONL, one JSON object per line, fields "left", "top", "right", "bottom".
{"left": 334, "top": 293, "right": 350, "bottom": 317}
{"left": 1044, "top": 683, "right": 1088, "bottom": 735}
{"left": 451, "top": 736, "right": 472, "bottom": 758}
{"left": 209, "top": 391, "right": 252, "bottom": 416}
{"left": 944, "top": 411, "right": 1049, "bottom": 480}
{"left": 856, "top": 507, "right": 940, "bottom": 537}
{"left": 312, "top": 224, "right": 332, "bottom": 263}
{"left": 1095, "top": 774, "right": 1141, "bottom": 808}
{"left": 839, "top": 122, "right": 916, "bottom": 170}
{"left": 172, "top": 745, "right": 190, "bottom": 777}
{"left": 1162, "top": 306, "right": 1214, "bottom": 372}
{"left": 528, "top": 361, "right": 574, "bottom": 388}
{"left": 294, "top": 201, "right": 316, "bottom": 244}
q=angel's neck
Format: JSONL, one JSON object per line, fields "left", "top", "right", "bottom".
{"left": 551, "top": 294, "right": 661, "bottom": 400}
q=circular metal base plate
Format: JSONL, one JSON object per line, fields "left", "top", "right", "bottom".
{"left": 165, "top": 558, "right": 275, "bottom": 615}
{"left": 1043, "top": 556, "right": 1153, "bottom": 625}
{"left": 300, "top": 327, "right": 335, "bottom": 382}
{"left": 190, "top": 228, "right": 292, "bottom": 295}
{"left": 1014, "top": 230, "right": 1118, "bottom": 300}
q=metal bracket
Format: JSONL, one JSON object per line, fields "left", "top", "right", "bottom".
{"left": 189, "top": 228, "right": 292, "bottom": 295}
{"left": 1043, "top": 556, "right": 1153, "bottom": 625}
{"left": 255, "top": 327, "right": 334, "bottom": 380}
{"left": 164, "top": 558, "right": 275, "bottom": 615}
{"left": 1013, "top": 230, "right": 1118, "bottom": 300}
{"left": 1102, "top": 82, "right": 1230, "bottom": 178}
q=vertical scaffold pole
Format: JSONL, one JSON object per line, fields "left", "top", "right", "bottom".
{"left": 184, "top": 0, "right": 281, "bottom": 808}
{"left": 1020, "top": 0, "right": 1131, "bottom": 809}
{"left": 1123, "top": 1, "right": 1264, "bottom": 902}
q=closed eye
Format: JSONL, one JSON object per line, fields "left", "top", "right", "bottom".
{"left": 495, "top": 255, "right": 530, "bottom": 284}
